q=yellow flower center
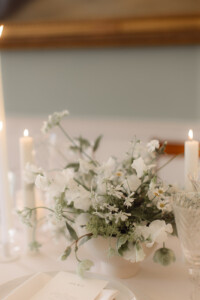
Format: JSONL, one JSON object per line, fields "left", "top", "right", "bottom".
{"left": 116, "top": 172, "right": 122, "bottom": 177}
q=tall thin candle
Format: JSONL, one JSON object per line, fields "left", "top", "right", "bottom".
{"left": 0, "top": 25, "right": 12, "bottom": 256}
{"left": 19, "top": 129, "right": 36, "bottom": 251}
{"left": 184, "top": 129, "right": 199, "bottom": 191}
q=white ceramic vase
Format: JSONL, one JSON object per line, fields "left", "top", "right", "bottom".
{"left": 85, "top": 236, "right": 155, "bottom": 279}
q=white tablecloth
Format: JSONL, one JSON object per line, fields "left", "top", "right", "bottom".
{"left": 0, "top": 235, "right": 192, "bottom": 300}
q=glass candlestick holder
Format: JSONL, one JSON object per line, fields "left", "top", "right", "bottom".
{"left": 173, "top": 192, "right": 200, "bottom": 300}
{"left": 0, "top": 228, "right": 20, "bottom": 262}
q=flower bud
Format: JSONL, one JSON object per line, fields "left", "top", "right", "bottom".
{"left": 153, "top": 247, "right": 176, "bottom": 266}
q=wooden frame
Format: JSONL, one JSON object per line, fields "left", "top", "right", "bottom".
{"left": 1, "top": 2, "right": 200, "bottom": 50}
{"left": 159, "top": 141, "right": 200, "bottom": 156}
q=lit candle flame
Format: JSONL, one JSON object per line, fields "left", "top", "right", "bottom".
{"left": 188, "top": 129, "right": 193, "bottom": 140}
{"left": 24, "top": 129, "right": 29, "bottom": 137}
{"left": 0, "top": 121, "right": 3, "bottom": 131}
{"left": 0, "top": 25, "right": 4, "bottom": 38}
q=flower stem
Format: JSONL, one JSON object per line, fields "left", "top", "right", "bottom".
{"left": 29, "top": 206, "right": 55, "bottom": 213}
{"left": 58, "top": 124, "right": 77, "bottom": 147}
{"left": 58, "top": 124, "right": 99, "bottom": 166}
{"left": 64, "top": 233, "right": 93, "bottom": 251}
{"left": 157, "top": 153, "right": 182, "bottom": 172}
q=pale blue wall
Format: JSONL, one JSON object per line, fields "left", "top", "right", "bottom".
{"left": 2, "top": 46, "right": 199, "bottom": 120}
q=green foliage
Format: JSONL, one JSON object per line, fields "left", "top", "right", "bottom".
{"left": 78, "top": 234, "right": 92, "bottom": 246}
{"left": 117, "top": 235, "right": 129, "bottom": 251}
{"left": 29, "top": 240, "right": 41, "bottom": 252}
{"left": 107, "top": 247, "right": 117, "bottom": 257}
{"left": 65, "top": 162, "right": 80, "bottom": 172}
{"left": 61, "top": 247, "right": 71, "bottom": 261}
{"left": 116, "top": 235, "right": 129, "bottom": 256}
{"left": 77, "top": 260, "right": 94, "bottom": 277}
{"left": 153, "top": 247, "right": 176, "bottom": 266}
{"left": 93, "top": 135, "right": 102, "bottom": 152}
{"left": 86, "top": 216, "right": 122, "bottom": 238}
{"left": 70, "top": 136, "right": 91, "bottom": 155}
{"left": 65, "top": 222, "right": 78, "bottom": 240}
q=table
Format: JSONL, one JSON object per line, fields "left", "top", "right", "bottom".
{"left": 0, "top": 233, "right": 192, "bottom": 300}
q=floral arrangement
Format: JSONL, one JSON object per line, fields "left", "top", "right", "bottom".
{"left": 18, "top": 110, "right": 176, "bottom": 275}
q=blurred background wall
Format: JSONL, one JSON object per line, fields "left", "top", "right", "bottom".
{"left": 2, "top": 45, "right": 199, "bottom": 120}
{"left": 1, "top": 0, "right": 200, "bottom": 189}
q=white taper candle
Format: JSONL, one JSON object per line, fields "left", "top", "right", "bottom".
{"left": 19, "top": 129, "right": 36, "bottom": 251}
{"left": 0, "top": 25, "right": 13, "bottom": 256}
{"left": 184, "top": 129, "right": 199, "bottom": 191}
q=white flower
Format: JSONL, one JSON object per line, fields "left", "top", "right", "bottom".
{"left": 93, "top": 211, "right": 113, "bottom": 223}
{"left": 96, "top": 177, "right": 107, "bottom": 195}
{"left": 24, "top": 163, "right": 43, "bottom": 184}
{"left": 97, "top": 157, "right": 117, "bottom": 179}
{"left": 107, "top": 184, "right": 124, "bottom": 199}
{"left": 147, "top": 220, "right": 173, "bottom": 247}
{"left": 37, "top": 169, "right": 74, "bottom": 198}
{"left": 157, "top": 198, "right": 172, "bottom": 212}
{"left": 41, "top": 110, "right": 69, "bottom": 133}
{"left": 132, "top": 158, "right": 155, "bottom": 178}
{"left": 50, "top": 170, "right": 74, "bottom": 198}
{"left": 35, "top": 174, "right": 50, "bottom": 191}
{"left": 135, "top": 220, "right": 173, "bottom": 248}
{"left": 132, "top": 141, "right": 147, "bottom": 160}
{"left": 147, "top": 180, "right": 167, "bottom": 201}
{"left": 124, "top": 194, "right": 135, "bottom": 207}
{"left": 147, "top": 140, "right": 160, "bottom": 153}
{"left": 114, "top": 211, "right": 131, "bottom": 223}
{"left": 65, "top": 180, "right": 91, "bottom": 211}
{"left": 131, "top": 157, "right": 147, "bottom": 178}
{"left": 123, "top": 174, "right": 141, "bottom": 192}
{"left": 123, "top": 242, "right": 145, "bottom": 263}
{"left": 102, "top": 203, "right": 119, "bottom": 213}
{"left": 73, "top": 187, "right": 91, "bottom": 211}
{"left": 79, "top": 159, "right": 95, "bottom": 174}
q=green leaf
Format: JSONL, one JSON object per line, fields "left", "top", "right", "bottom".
{"left": 78, "top": 234, "right": 92, "bottom": 246}
{"left": 61, "top": 247, "right": 71, "bottom": 260}
{"left": 70, "top": 145, "right": 80, "bottom": 152}
{"left": 64, "top": 162, "right": 80, "bottom": 172}
{"left": 77, "top": 259, "right": 94, "bottom": 277}
{"left": 118, "top": 241, "right": 129, "bottom": 256}
{"left": 93, "top": 135, "right": 102, "bottom": 152}
{"left": 66, "top": 222, "right": 78, "bottom": 240}
{"left": 107, "top": 247, "right": 116, "bottom": 258}
{"left": 117, "top": 235, "right": 128, "bottom": 250}
{"left": 76, "top": 136, "right": 90, "bottom": 148}
{"left": 117, "top": 236, "right": 129, "bottom": 256}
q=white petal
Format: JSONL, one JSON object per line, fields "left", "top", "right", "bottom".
{"left": 123, "top": 243, "right": 145, "bottom": 263}
{"left": 131, "top": 157, "right": 147, "bottom": 178}
{"left": 126, "top": 174, "right": 141, "bottom": 192}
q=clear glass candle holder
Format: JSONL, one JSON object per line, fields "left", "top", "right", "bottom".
{"left": 173, "top": 192, "right": 200, "bottom": 300}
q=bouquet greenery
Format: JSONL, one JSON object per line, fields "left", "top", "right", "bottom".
{"left": 18, "top": 110, "right": 176, "bottom": 275}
